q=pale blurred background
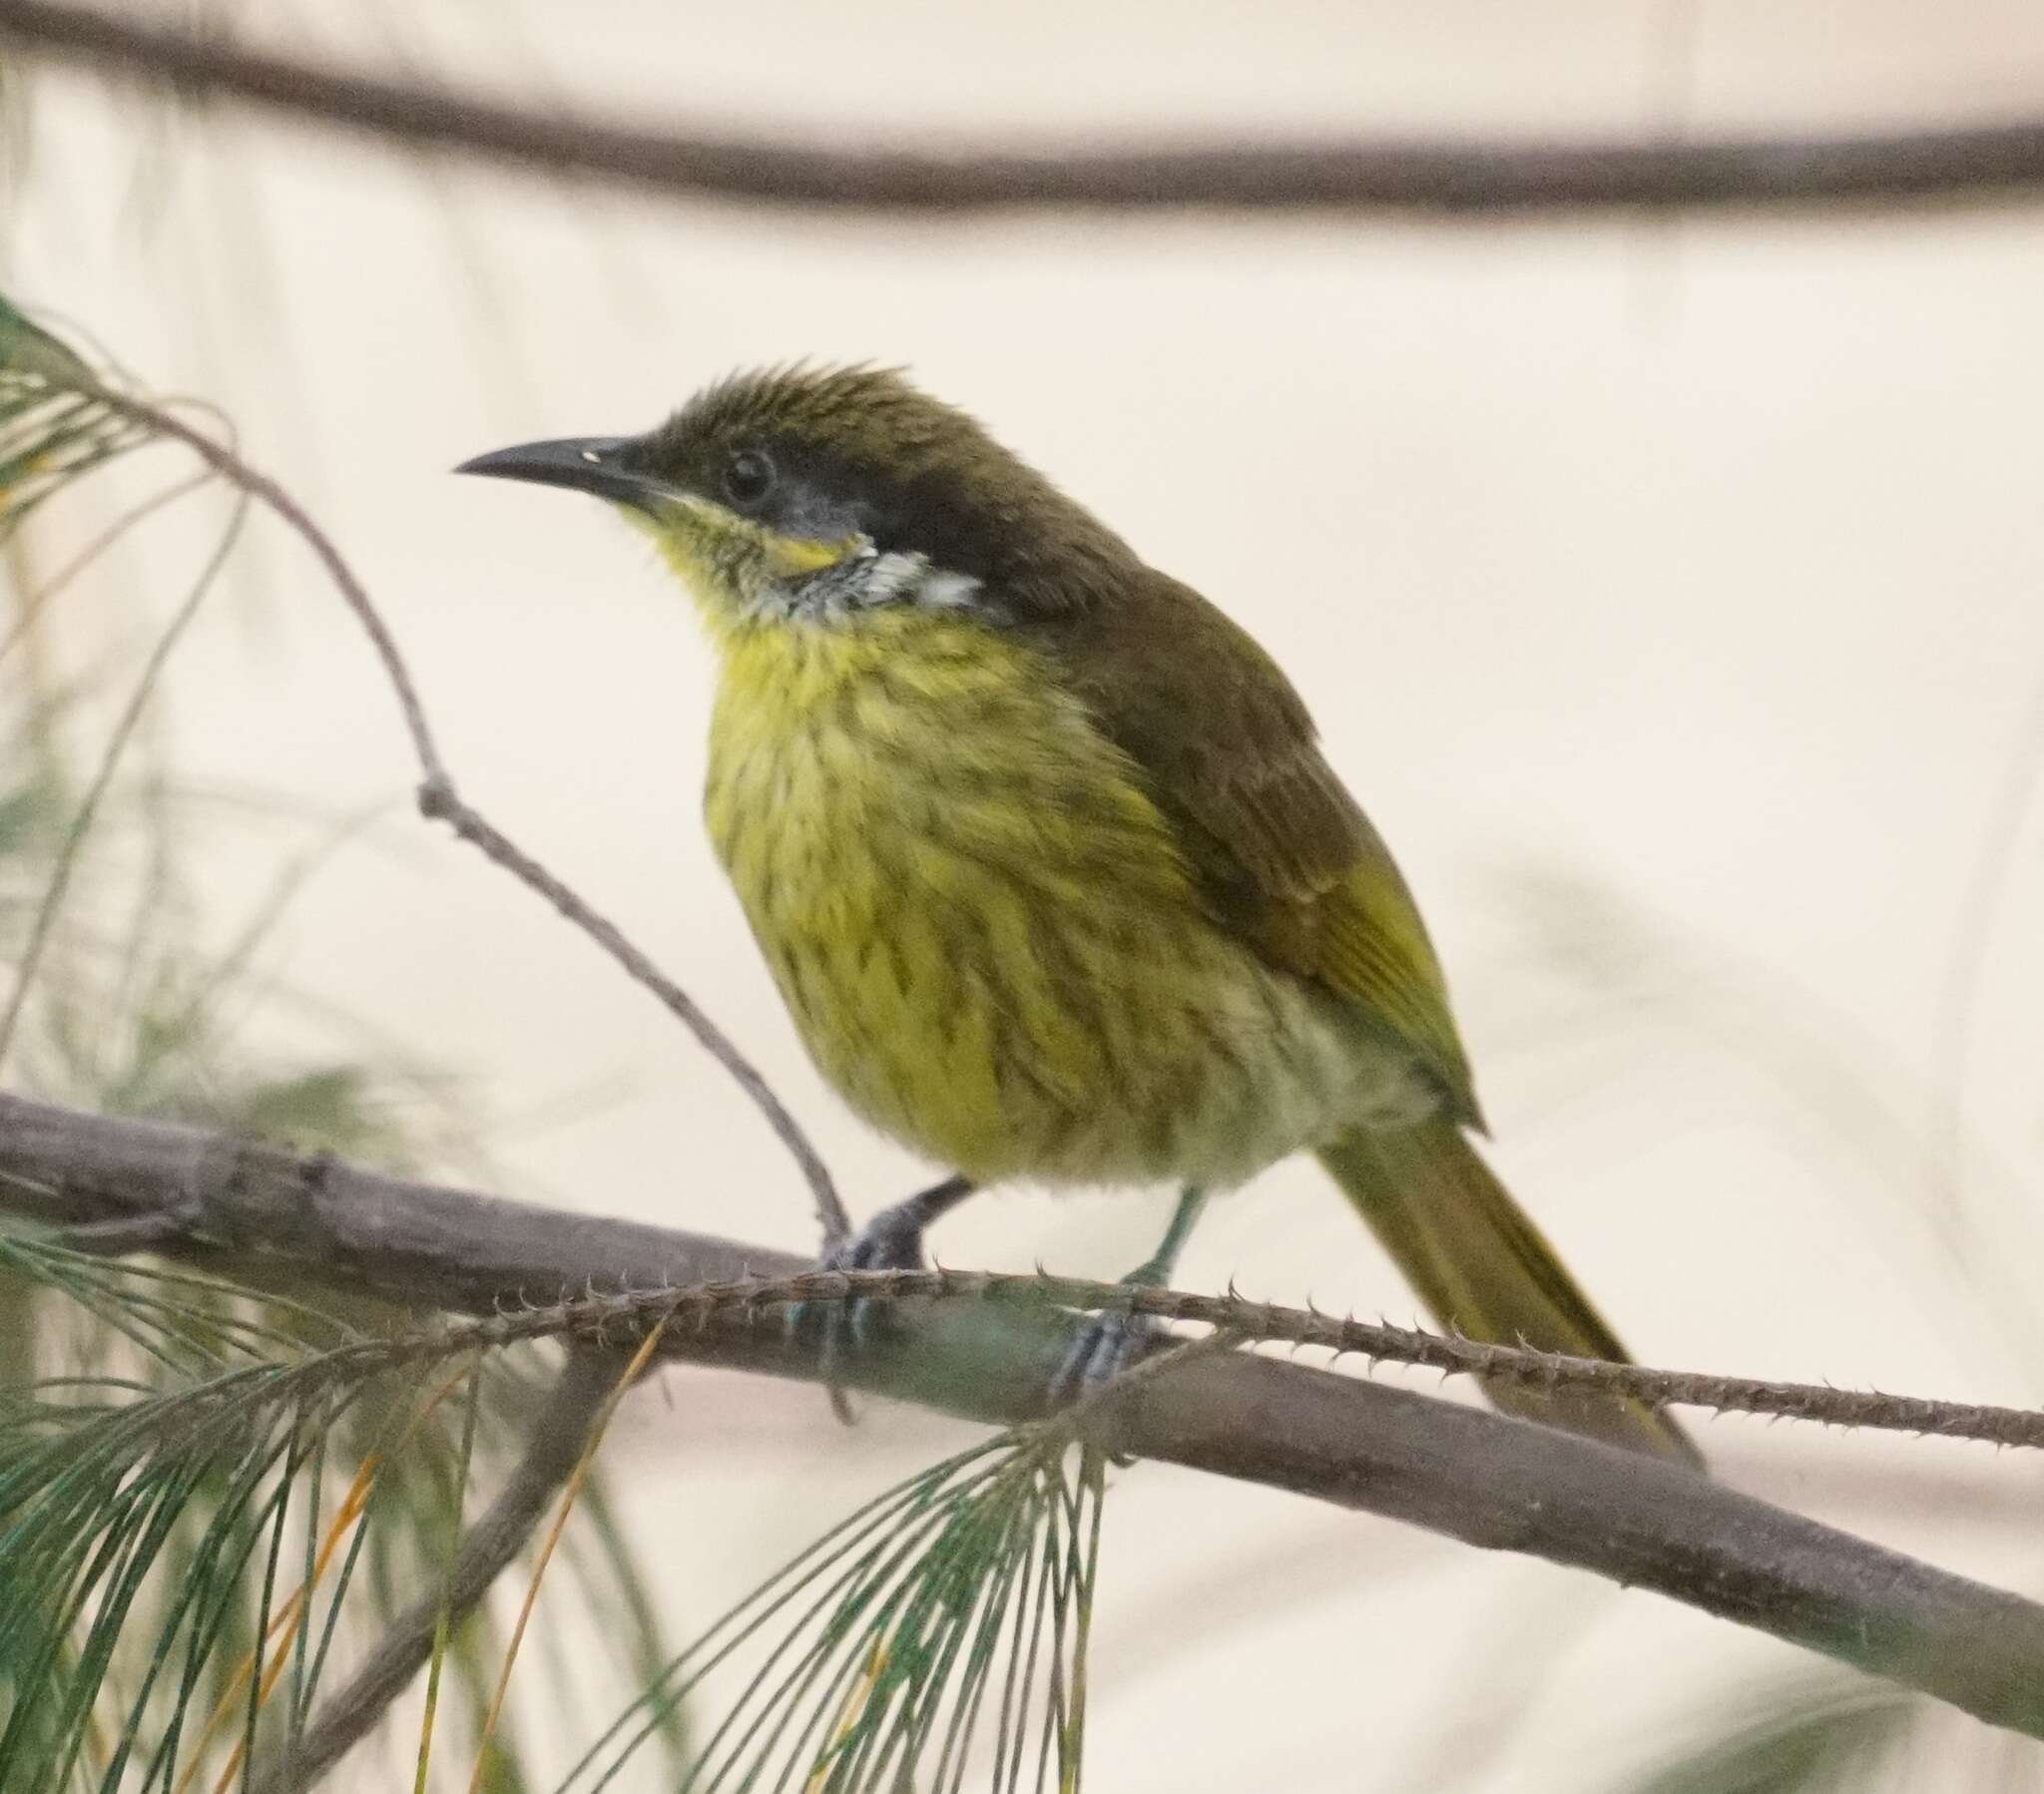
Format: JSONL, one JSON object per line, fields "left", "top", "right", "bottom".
{"left": 8, "top": 1, "right": 2044, "bottom": 1787}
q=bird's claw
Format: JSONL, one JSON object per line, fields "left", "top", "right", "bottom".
{"left": 1047, "top": 1261, "right": 1170, "bottom": 1430}
{"left": 787, "top": 1205, "right": 930, "bottom": 1401}
{"left": 1049, "top": 1308, "right": 1161, "bottom": 1412}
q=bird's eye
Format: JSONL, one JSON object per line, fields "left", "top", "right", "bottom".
{"left": 722, "top": 448, "right": 775, "bottom": 508}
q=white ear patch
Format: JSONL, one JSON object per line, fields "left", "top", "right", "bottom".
{"left": 910, "top": 567, "right": 982, "bottom": 611}
{"left": 767, "top": 544, "right": 983, "bottom": 622}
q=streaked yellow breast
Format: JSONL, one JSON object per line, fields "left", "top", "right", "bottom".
{"left": 703, "top": 610, "right": 1382, "bottom": 1187}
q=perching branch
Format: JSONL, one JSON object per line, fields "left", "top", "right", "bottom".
{"left": 7, "top": 1090, "right": 2044, "bottom": 1741}
{"left": 4, "top": 0, "right": 2044, "bottom": 219}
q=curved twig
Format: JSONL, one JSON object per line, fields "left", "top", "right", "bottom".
{"left": 64, "top": 377, "right": 847, "bottom": 1246}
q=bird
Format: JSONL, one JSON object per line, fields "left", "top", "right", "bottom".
{"left": 458, "top": 364, "right": 1695, "bottom": 1463}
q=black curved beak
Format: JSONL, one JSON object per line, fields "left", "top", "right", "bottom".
{"left": 454, "top": 435, "right": 660, "bottom": 508}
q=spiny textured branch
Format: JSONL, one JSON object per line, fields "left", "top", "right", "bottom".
{"left": 322, "top": 1267, "right": 2044, "bottom": 1454}
{"left": 8, "top": 1090, "right": 2044, "bottom": 1741}
{"left": 5, "top": 0, "right": 2044, "bottom": 218}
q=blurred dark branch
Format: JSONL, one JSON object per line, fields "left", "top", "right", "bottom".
{"left": 8, "top": 1090, "right": 2044, "bottom": 1741}
{"left": 5, "top": 0, "right": 2044, "bottom": 217}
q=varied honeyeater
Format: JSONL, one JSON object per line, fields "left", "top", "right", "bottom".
{"left": 460, "top": 366, "right": 1695, "bottom": 1463}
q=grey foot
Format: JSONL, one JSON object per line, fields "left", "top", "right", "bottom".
{"left": 1049, "top": 1309, "right": 1160, "bottom": 1410}
{"left": 1046, "top": 1185, "right": 1205, "bottom": 1446}
{"left": 789, "top": 1206, "right": 926, "bottom": 1353}
{"left": 786, "top": 1174, "right": 974, "bottom": 1385}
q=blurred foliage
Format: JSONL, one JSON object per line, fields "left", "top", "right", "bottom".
{"left": 0, "top": 291, "right": 687, "bottom": 1790}
{"left": 1621, "top": 1679, "right": 1918, "bottom": 1794}
{"left": 0, "top": 305, "right": 144, "bottom": 537}
{"left": 0, "top": 1232, "right": 454, "bottom": 1790}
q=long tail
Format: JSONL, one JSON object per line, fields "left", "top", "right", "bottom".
{"left": 1317, "top": 1119, "right": 1700, "bottom": 1466}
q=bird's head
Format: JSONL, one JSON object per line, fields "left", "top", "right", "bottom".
{"left": 457, "top": 365, "right": 1134, "bottom": 638}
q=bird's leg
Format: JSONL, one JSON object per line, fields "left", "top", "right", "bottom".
{"left": 823, "top": 1172, "right": 977, "bottom": 1277}
{"left": 793, "top": 1174, "right": 977, "bottom": 1394}
{"left": 1050, "top": 1184, "right": 1210, "bottom": 1406}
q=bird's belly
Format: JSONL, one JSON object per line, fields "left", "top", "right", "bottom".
{"left": 737, "top": 832, "right": 1370, "bottom": 1187}
{"left": 705, "top": 633, "right": 1417, "bottom": 1188}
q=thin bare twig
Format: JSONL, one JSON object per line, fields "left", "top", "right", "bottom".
{"left": 411, "top": 782, "right": 843, "bottom": 1239}
{"left": 85, "top": 395, "right": 445, "bottom": 779}
{"left": 70, "top": 377, "right": 847, "bottom": 1244}
{"left": 5, "top": 0, "right": 2044, "bottom": 218}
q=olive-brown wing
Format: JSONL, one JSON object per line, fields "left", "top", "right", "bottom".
{"left": 1036, "top": 570, "right": 1480, "bottom": 1124}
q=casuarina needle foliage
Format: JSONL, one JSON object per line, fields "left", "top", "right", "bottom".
{"left": 0, "top": 296, "right": 684, "bottom": 1792}
{"left": 560, "top": 1430, "right": 1103, "bottom": 1794}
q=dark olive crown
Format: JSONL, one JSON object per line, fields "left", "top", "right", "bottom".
{"left": 629, "top": 366, "right": 1136, "bottom": 613}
